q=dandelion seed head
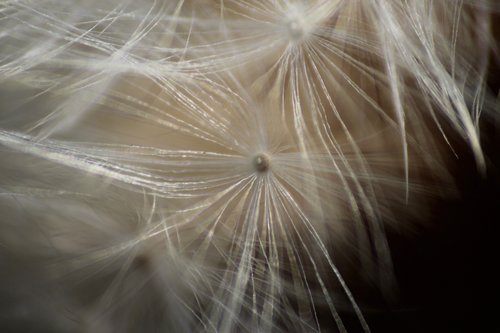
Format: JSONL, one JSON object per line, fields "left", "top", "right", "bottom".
{"left": 0, "top": 1, "right": 498, "bottom": 332}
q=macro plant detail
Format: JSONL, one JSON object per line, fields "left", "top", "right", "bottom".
{"left": 0, "top": 1, "right": 498, "bottom": 332}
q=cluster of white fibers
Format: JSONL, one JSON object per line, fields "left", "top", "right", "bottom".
{"left": 0, "top": 1, "right": 498, "bottom": 332}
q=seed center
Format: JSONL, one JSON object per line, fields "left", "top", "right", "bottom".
{"left": 253, "top": 154, "right": 270, "bottom": 173}
{"left": 286, "top": 18, "right": 305, "bottom": 41}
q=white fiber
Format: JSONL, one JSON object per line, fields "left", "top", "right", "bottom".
{"left": 0, "top": 1, "right": 498, "bottom": 332}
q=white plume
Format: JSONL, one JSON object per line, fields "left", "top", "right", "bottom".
{"left": 0, "top": 1, "right": 498, "bottom": 332}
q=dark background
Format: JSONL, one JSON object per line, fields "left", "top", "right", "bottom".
{"left": 348, "top": 28, "right": 500, "bottom": 332}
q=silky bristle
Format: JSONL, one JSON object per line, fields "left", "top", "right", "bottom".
{"left": 0, "top": 1, "right": 498, "bottom": 332}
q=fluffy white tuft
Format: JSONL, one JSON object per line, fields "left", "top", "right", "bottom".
{"left": 0, "top": 1, "right": 498, "bottom": 332}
